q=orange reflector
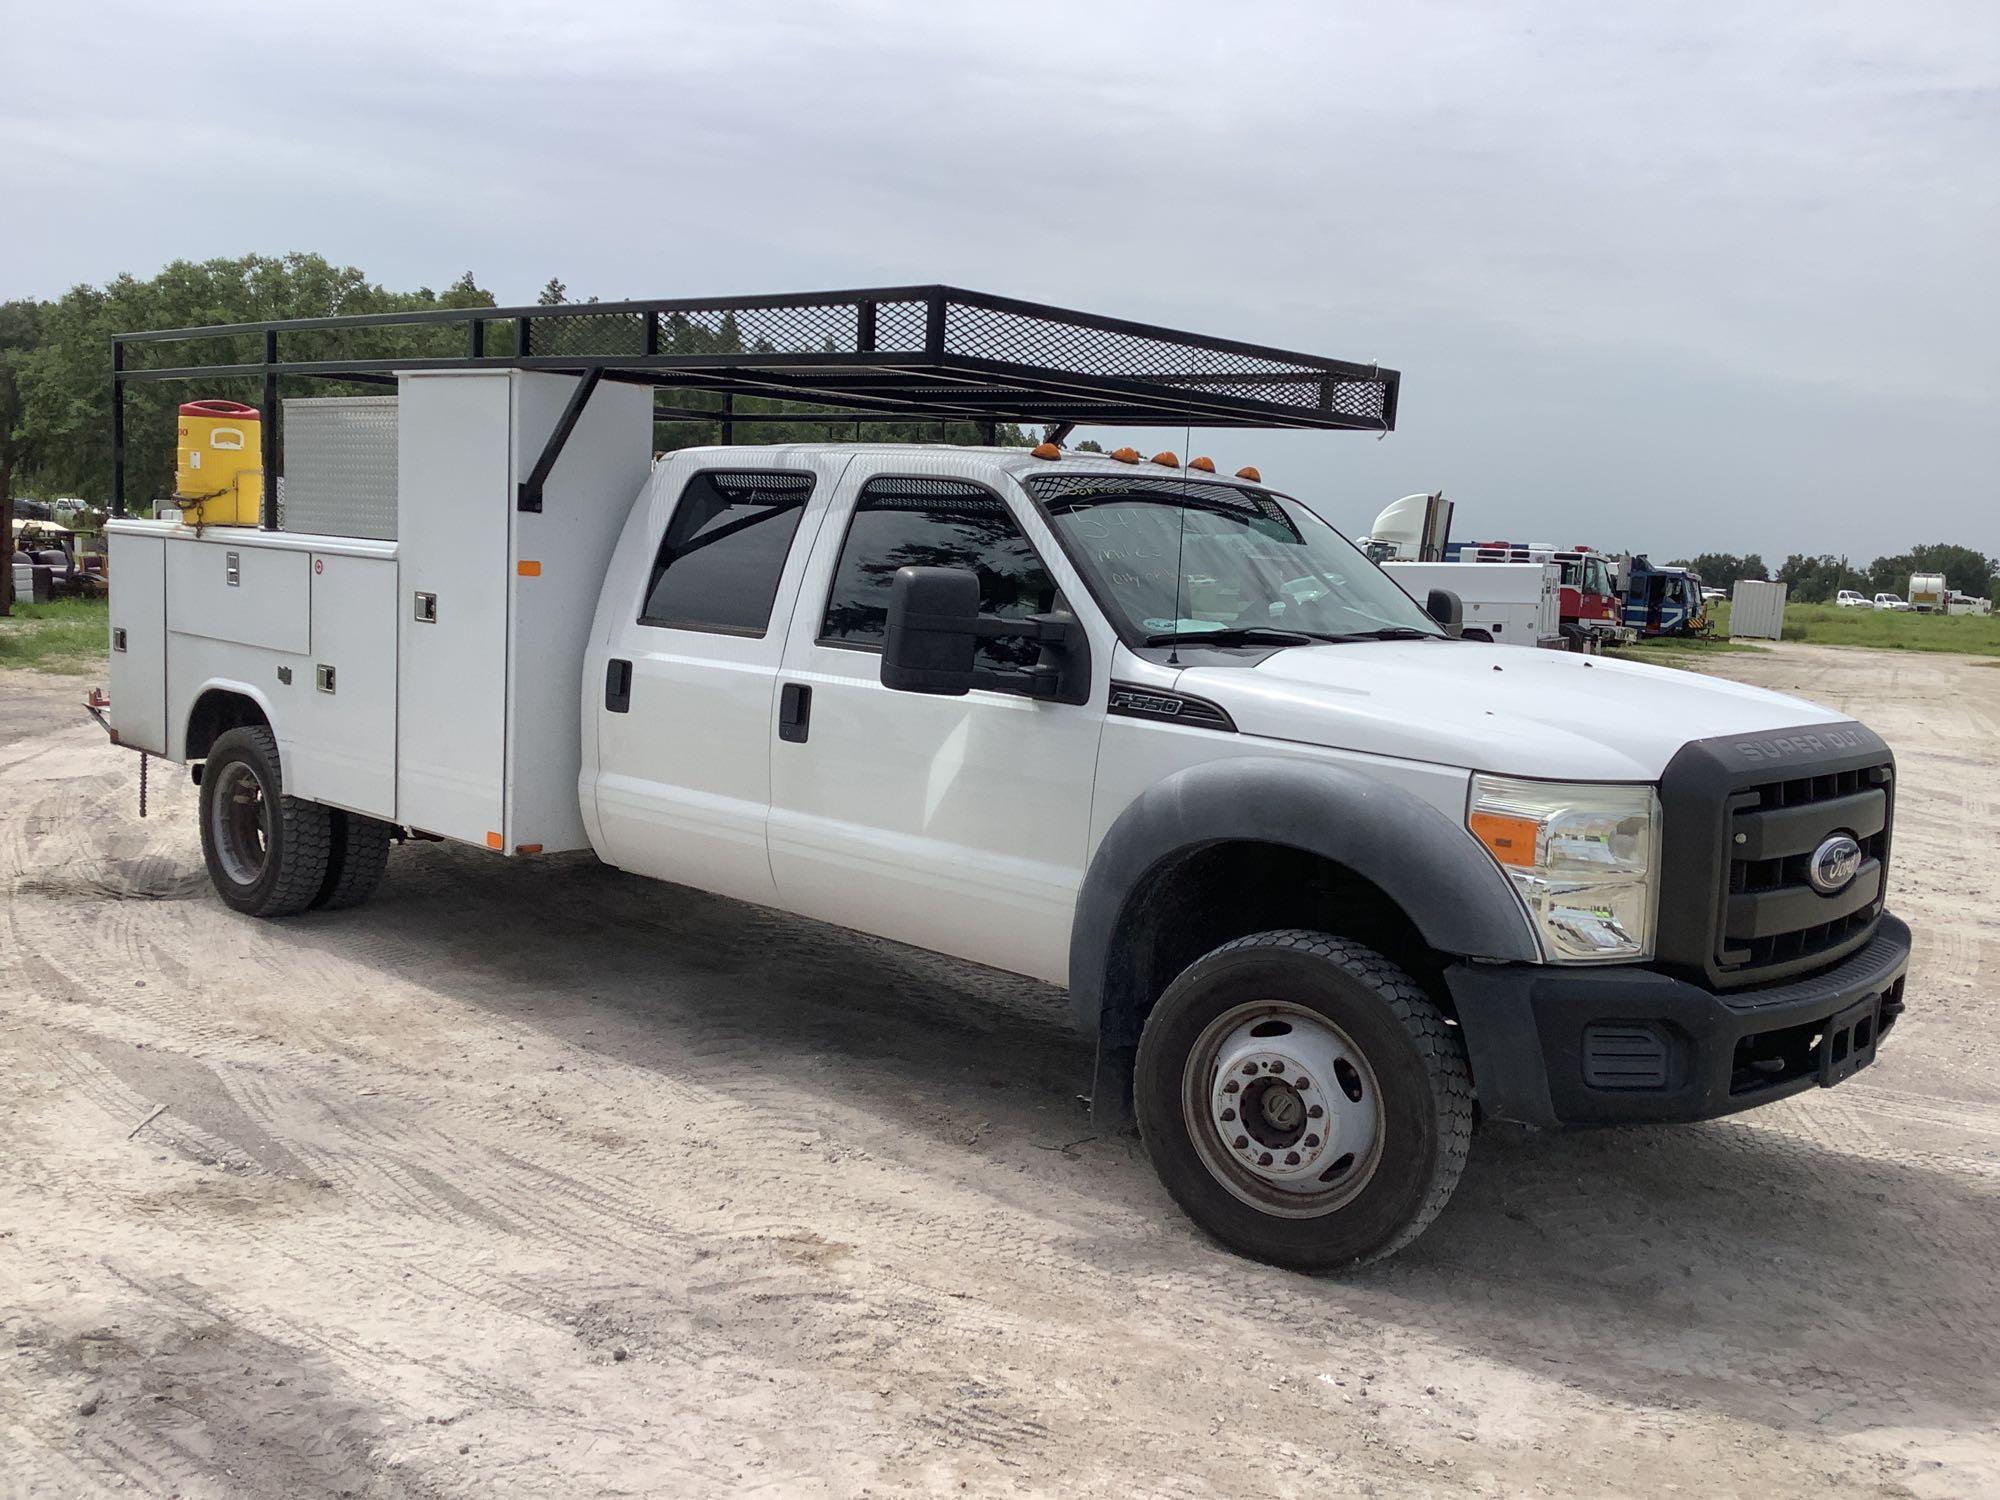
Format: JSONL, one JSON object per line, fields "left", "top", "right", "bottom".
{"left": 1235, "top": 466, "right": 1262, "bottom": 482}
{"left": 485, "top": 831, "right": 504, "bottom": 850}
{"left": 1188, "top": 455, "right": 1215, "bottom": 473}
{"left": 1151, "top": 450, "right": 1179, "bottom": 468}
{"left": 1110, "top": 446, "right": 1141, "bottom": 464}
{"left": 517, "top": 560, "right": 542, "bottom": 576}
{"left": 514, "top": 843, "right": 543, "bottom": 855}
{"left": 1030, "top": 441, "right": 1061, "bottom": 460}
{"left": 1469, "top": 811, "right": 1539, "bottom": 867}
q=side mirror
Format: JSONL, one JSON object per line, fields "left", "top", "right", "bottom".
{"left": 882, "top": 565, "right": 1093, "bottom": 704}
{"left": 1425, "top": 588, "right": 1464, "bottom": 636}
{"left": 882, "top": 566, "right": 980, "bottom": 695}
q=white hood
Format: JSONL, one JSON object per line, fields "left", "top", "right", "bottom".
{"left": 1180, "top": 641, "right": 1844, "bottom": 782}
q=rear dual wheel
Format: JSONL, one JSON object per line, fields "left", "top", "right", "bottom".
{"left": 199, "top": 726, "right": 391, "bottom": 916}
{"left": 1135, "top": 930, "right": 1473, "bottom": 1271}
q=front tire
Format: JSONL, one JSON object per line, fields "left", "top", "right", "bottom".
{"left": 1135, "top": 930, "right": 1472, "bottom": 1271}
{"left": 198, "top": 726, "right": 333, "bottom": 917}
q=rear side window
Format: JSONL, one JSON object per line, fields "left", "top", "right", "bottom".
{"left": 820, "top": 477, "right": 1056, "bottom": 672}
{"left": 641, "top": 471, "right": 814, "bottom": 634}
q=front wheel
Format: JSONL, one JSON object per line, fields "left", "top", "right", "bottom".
{"left": 1135, "top": 930, "right": 1473, "bottom": 1271}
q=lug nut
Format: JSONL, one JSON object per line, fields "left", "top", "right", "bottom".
{"left": 1223, "top": 1079, "right": 1240, "bottom": 1094}
{"left": 1304, "top": 1134, "right": 1320, "bottom": 1148}
{"left": 1268, "top": 1061, "right": 1285, "bottom": 1074}
{"left": 1241, "top": 1063, "right": 1258, "bottom": 1077}
{"left": 1294, "top": 1076, "right": 1311, "bottom": 1091}
{"left": 1258, "top": 1152, "right": 1274, "bottom": 1167}
{"left": 1307, "top": 1105, "right": 1324, "bottom": 1119}
{"left": 1284, "top": 1152, "right": 1301, "bottom": 1166}
{"left": 1220, "top": 1108, "right": 1236, "bottom": 1122}
{"left": 1234, "top": 1135, "right": 1249, "bottom": 1149}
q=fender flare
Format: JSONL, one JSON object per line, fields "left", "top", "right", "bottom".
{"left": 1068, "top": 755, "right": 1540, "bottom": 1038}
{"left": 183, "top": 678, "right": 291, "bottom": 779}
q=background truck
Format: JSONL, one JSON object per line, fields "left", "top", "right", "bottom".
{"left": 97, "top": 288, "right": 1913, "bottom": 1272}
{"left": 1907, "top": 572, "right": 1948, "bottom": 613}
{"left": 1614, "top": 553, "right": 1708, "bottom": 637}
{"left": 1360, "top": 492, "right": 1624, "bottom": 650}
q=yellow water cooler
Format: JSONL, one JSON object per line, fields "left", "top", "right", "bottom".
{"left": 175, "top": 400, "right": 264, "bottom": 523}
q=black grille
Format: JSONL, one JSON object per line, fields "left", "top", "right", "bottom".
{"left": 1721, "top": 765, "right": 1892, "bottom": 974}
{"left": 1655, "top": 724, "right": 1895, "bottom": 990}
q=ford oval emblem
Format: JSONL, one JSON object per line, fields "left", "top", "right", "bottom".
{"left": 1808, "top": 833, "right": 1863, "bottom": 895}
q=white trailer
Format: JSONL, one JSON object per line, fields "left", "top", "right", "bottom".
{"left": 1383, "top": 559, "right": 1562, "bottom": 648}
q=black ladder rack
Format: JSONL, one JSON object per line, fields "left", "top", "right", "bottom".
{"left": 111, "top": 284, "right": 1399, "bottom": 522}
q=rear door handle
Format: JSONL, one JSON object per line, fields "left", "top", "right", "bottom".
{"left": 605, "top": 658, "right": 632, "bottom": 713}
{"left": 778, "top": 682, "right": 811, "bottom": 743}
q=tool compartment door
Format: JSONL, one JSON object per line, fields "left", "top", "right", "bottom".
{"left": 396, "top": 373, "right": 512, "bottom": 848}
{"left": 106, "top": 526, "right": 168, "bottom": 756}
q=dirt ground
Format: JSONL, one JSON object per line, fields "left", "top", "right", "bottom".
{"left": 2, "top": 644, "right": 1996, "bottom": 1499}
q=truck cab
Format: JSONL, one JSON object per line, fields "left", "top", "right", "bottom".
{"left": 96, "top": 290, "right": 1914, "bottom": 1273}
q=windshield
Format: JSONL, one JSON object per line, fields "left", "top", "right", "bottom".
{"left": 1026, "top": 475, "right": 1444, "bottom": 644}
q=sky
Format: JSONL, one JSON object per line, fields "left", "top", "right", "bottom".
{"left": 4, "top": 0, "right": 1995, "bottom": 564}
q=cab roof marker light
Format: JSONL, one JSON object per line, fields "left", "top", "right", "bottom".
{"left": 1110, "top": 446, "right": 1141, "bottom": 464}
{"left": 1236, "top": 466, "right": 1262, "bottom": 482}
{"left": 1151, "top": 450, "right": 1180, "bottom": 468}
{"left": 1188, "top": 456, "right": 1216, "bottom": 473}
{"left": 1030, "top": 442, "right": 1062, "bottom": 460}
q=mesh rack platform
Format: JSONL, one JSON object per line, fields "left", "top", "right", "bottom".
{"left": 111, "top": 285, "right": 1398, "bottom": 520}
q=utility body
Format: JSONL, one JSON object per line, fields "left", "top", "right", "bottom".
{"left": 97, "top": 291, "right": 1914, "bottom": 1270}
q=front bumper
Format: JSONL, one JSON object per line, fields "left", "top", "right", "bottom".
{"left": 1443, "top": 914, "right": 1911, "bottom": 1126}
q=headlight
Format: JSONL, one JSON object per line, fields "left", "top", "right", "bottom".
{"left": 1467, "top": 775, "right": 1660, "bottom": 962}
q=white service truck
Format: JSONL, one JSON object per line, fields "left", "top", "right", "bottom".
{"left": 98, "top": 291, "right": 1913, "bottom": 1270}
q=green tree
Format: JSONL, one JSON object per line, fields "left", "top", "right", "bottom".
{"left": 537, "top": 277, "right": 568, "bottom": 305}
{"left": 18, "top": 254, "right": 493, "bottom": 508}
{"left": 1776, "top": 553, "right": 1866, "bottom": 604}
{"left": 1, "top": 298, "right": 44, "bottom": 613}
{"left": 1866, "top": 543, "right": 1993, "bottom": 600}
{"left": 1667, "top": 553, "right": 1768, "bottom": 591}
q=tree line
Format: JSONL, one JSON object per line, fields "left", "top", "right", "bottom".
{"left": 1666, "top": 546, "right": 1998, "bottom": 604}
{"left": 2, "top": 254, "right": 1029, "bottom": 611}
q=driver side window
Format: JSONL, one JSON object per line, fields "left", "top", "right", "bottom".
{"left": 820, "top": 477, "right": 1056, "bottom": 672}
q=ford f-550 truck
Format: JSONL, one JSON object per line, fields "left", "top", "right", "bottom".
{"left": 97, "top": 289, "right": 1909, "bottom": 1270}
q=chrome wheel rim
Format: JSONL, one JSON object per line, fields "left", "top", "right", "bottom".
{"left": 211, "top": 761, "right": 271, "bottom": 887}
{"left": 1182, "top": 1000, "right": 1385, "bottom": 1218}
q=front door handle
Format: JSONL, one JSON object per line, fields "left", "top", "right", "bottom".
{"left": 778, "top": 682, "right": 811, "bottom": 743}
{"left": 605, "top": 658, "right": 632, "bottom": 713}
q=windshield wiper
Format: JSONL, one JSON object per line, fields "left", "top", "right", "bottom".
{"left": 1142, "top": 626, "right": 1327, "bottom": 647}
{"left": 1338, "top": 627, "right": 1441, "bottom": 641}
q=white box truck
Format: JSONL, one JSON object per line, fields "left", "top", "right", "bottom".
{"left": 1382, "top": 559, "right": 1562, "bottom": 647}
{"left": 95, "top": 289, "right": 1913, "bottom": 1271}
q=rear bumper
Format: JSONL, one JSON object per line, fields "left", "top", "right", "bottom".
{"left": 1444, "top": 914, "right": 1911, "bottom": 1126}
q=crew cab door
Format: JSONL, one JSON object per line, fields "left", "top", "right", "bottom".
{"left": 766, "top": 463, "right": 1111, "bottom": 984}
{"left": 591, "top": 454, "right": 847, "bottom": 904}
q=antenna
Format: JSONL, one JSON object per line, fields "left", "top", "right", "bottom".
{"left": 1166, "top": 422, "right": 1192, "bottom": 667}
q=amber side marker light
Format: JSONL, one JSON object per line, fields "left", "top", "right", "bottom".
{"left": 1235, "top": 466, "right": 1262, "bottom": 482}
{"left": 1188, "top": 456, "right": 1216, "bottom": 473}
{"left": 1030, "top": 442, "right": 1062, "bottom": 460}
{"left": 1109, "top": 446, "right": 1141, "bottom": 463}
{"left": 1150, "top": 450, "right": 1180, "bottom": 468}
{"left": 1468, "top": 810, "right": 1540, "bottom": 867}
